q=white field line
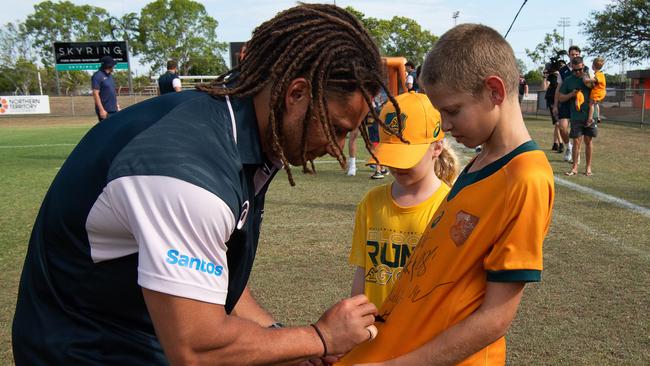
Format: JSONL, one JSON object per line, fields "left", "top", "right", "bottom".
{"left": 554, "top": 176, "right": 650, "bottom": 219}
{"left": 321, "top": 152, "right": 650, "bottom": 219}
{"left": 0, "top": 143, "right": 76, "bottom": 149}
{"left": 553, "top": 211, "right": 650, "bottom": 260}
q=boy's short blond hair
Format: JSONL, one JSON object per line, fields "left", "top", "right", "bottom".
{"left": 593, "top": 57, "right": 605, "bottom": 70}
{"left": 421, "top": 24, "right": 519, "bottom": 97}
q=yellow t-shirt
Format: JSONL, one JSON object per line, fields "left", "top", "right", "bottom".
{"left": 349, "top": 182, "right": 451, "bottom": 309}
{"left": 590, "top": 70, "right": 607, "bottom": 102}
{"left": 338, "top": 141, "right": 554, "bottom": 366}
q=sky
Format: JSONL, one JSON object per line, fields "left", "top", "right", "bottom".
{"left": 3, "top": 0, "right": 646, "bottom": 76}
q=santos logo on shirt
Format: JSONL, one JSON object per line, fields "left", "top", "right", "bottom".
{"left": 165, "top": 249, "right": 223, "bottom": 276}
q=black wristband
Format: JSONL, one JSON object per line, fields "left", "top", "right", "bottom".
{"left": 310, "top": 323, "right": 328, "bottom": 357}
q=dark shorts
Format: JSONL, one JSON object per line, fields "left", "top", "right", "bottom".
{"left": 558, "top": 102, "right": 571, "bottom": 120}
{"left": 569, "top": 121, "right": 598, "bottom": 138}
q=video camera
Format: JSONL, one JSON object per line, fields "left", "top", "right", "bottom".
{"left": 544, "top": 49, "right": 567, "bottom": 74}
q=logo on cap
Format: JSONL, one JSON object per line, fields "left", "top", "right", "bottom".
{"left": 384, "top": 112, "right": 407, "bottom": 134}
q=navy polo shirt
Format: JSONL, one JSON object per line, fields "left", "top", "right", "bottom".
{"left": 12, "top": 90, "right": 278, "bottom": 365}
{"left": 91, "top": 69, "right": 118, "bottom": 113}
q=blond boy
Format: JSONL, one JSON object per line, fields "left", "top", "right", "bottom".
{"left": 584, "top": 57, "right": 607, "bottom": 125}
{"left": 336, "top": 24, "right": 555, "bottom": 366}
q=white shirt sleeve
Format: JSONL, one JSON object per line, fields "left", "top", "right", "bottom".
{"left": 104, "top": 175, "right": 235, "bottom": 305}
{"left": 406, "top": 74, "right": 414, "bottom": 85}
{"left": 172, "top": 78, "right": 182, "bottom": 89}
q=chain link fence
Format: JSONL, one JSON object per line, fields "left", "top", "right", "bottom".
{"left": 522, "top": 88, "right": 649, "bottom": 125}
{"left": 46, "top": 94, "right": 154, "bottom": 116}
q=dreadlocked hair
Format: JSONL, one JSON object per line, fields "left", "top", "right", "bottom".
{"left": 196, "top": 4, "right": 403, "bottom": 186}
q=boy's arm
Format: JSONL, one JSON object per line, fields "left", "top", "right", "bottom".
{"left": 358, "top": 282, "right": 525, "bottom": 366}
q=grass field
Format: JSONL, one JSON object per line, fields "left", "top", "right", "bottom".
{"left": 1, "top": 115, "right": 649, "bottom": 365}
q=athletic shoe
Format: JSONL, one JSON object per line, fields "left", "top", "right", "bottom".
{"left": 557, "top": 143, "right": 564, "bottom": 153}
{"left": 563, "top": 147, "right": 572, "bottom": 162}
{"left": 370, "top": 171, "right": 384, "bottom": 179}
{"left": 552, "top": 143, "right": 559, "bottom": 151}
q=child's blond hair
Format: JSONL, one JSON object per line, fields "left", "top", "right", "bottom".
{"left": 593, "top": 57, "right": 605, "bottom": 70}
{"left": 434, "top": 139, "right": 460, "bottom": 187}
{"left": 421, "top": 24, "right": 519, "bottom": 97}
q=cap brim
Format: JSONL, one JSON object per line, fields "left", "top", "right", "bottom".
{"left": 366, "top": 143, "right": 430, "bottom": 169}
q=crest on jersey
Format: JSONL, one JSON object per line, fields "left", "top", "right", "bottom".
{"left": 450, "top": 210, "right": 479, "bottom": 246}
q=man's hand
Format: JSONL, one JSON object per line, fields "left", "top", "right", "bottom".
{"left": 99, "top": 109, "right": 108, "bottom": 120}
{"left": 315, "top": 295, "right": 378, "bottom": 356}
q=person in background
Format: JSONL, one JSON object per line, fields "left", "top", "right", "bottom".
{"left": 518, "top": 74, "right": 528, "bottom": 105}
{"left": 405, "top": 61, "right": 419, "bottom": 92}
{"left": 158, "top": 59, "right": 182, "bottom": 95}
{"left": 560, "top": 56, "right": 597, "bottom": 177}
{"left": 584, "top": 57, "right": 607, "bottom": 125}
{"left": 544, "top": 61, "right": 562, "bottom": 151}
{"left": 91, "top": 55, "right": 119, "bottom": 121}
{"left": 553, "top": 45, "right": 588, "bottom": 161}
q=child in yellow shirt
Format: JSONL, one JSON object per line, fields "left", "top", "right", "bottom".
{"left": 349, "top": 92, "right": 459, "bottom": 309}
{"left": 584, "top": 57, "right": 607, "bottom": 125}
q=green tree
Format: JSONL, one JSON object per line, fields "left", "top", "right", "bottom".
{"left": 24, "top": 0, "right": 112, "bottom": 66}
{"left": 525, "top": 70, "right": 543, "bottom": 86}
{"left": 0, "top": 22, "right": 40, "bottom": 95}
{"left": 346, "top": 7, "right": 437, "bottom": 65}
{"left": 136, "top": 0, "right": 227, "bottom": 75}
{"left": 0, "top": 59, "right": 40, "bottom": 95}
{"left": 525, "top": 29, "right": 564, "bottom": 70}
{"left": 581, "top": 0, "right": 650, "bottom": 64}
{"left": 109, "top": 12, "right": 139, "bottom": 42}
{"left": 516, "top": 58, "right": 527, "bottom": 74}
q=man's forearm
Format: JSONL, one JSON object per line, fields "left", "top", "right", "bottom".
{"left": 143, "top": 288, "right": 324, "bottom": 366}
{"left": 231, "top": 286, "right": 276, "bottom": 326}
{"left": 93, "top": 92, "right": 105, "bottom": 112}
{"left": 558, "top": 93, "right": 572, "bottom": 102}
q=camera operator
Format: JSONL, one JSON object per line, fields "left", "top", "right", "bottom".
{"left": 553, "top": 45, "right": 589, "bottom": 161}
{"left": 544, "top": 59, "right": 564, "bottom": 151}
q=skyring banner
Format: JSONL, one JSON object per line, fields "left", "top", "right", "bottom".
{"left": 54, "top": 41, "right": 129, "bottom": 71}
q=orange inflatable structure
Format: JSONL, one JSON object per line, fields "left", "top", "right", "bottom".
{"left": 382, "top": 57, "right": 408, "bottom": 96}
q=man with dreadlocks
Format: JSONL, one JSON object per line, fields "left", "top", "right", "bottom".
{"left": 12, "top": 4, "right": 403, "bottom": 366}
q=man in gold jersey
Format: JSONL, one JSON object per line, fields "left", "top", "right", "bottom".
{"left": 337, "top": 24, "right": 554, "bottom": 366}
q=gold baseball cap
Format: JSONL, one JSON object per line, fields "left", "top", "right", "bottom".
{"left": 368, "top": 92, "right": 444, "bottom": 169}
